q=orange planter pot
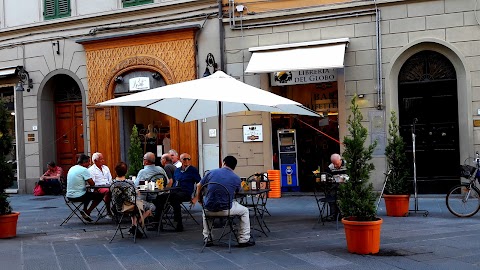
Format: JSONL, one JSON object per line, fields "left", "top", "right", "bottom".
{"left": 0, "top": 212, "right": 20, "bottom": 239}
{"left": 384, "top": 194, "right": 410, "bottom": 217}
{"left": 342, "top": 217, "right": 382, "bottom": 254}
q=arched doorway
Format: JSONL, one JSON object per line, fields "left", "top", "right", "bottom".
{"left": 398, "top": 50, "right": 459, "bottom": 193}
{"left": 43, "top": 74, "right": 84, "bottom": 175}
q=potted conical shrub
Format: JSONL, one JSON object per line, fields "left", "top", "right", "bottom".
{"left": 127, "top": 125, "right": 143, "bottom": 177}
{"left": 338, "top": 95, "right": 381, "bottom": 254}
{"left": 0, "top": 99, "right": 19, "bottom": 238}
{"left": 383, "top": 111, "right": 410, "bottom": 217}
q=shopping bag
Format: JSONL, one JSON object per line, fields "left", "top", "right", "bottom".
{"left": 33, "top": 182, "right": 45, "bottom": 196}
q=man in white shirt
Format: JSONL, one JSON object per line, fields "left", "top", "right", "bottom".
{"left": 88, "top": 152, "right": 113, "bottom": 217}
{"left": 169, "top": 149, "right": 182, "bottom": 168}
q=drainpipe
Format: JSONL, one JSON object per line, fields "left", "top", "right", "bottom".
{"left": 16, "top": 45, "right": 26, "bottom": 191}
{"left": 375, "top": 7, "right": 383, "bottom": 110}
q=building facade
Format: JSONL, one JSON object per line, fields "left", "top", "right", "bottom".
{"left": 0, "top": 0, "right": 222, "bottom": 193}
{"left": 221, "top": 0, "right": 477, "bottom": 193}
{"left": 1, "top": 0, "right": 478, "bottom": 194}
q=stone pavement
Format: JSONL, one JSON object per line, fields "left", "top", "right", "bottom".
{"left": 2, "top": 194, "right": 480, "bottom": 270}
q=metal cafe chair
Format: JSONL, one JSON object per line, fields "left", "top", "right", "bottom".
{"left": 313, "top": 172, "right": 340, "bottom": 230}
{"left": 60, "top": 192, "right": 86, "bottom": 226}
{"left": 110, "top": 181, "right": 147, "bottom": 243}
{"left": 200, "top": 182, "right": 239, "bottom": 253}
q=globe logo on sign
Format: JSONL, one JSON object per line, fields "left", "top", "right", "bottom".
{"left": 274, "top": 71, "right": 292, "bottom": 84}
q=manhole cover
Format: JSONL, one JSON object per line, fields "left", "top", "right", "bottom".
{"left": 30, "top": 197, "right": 56, "bottom": 201}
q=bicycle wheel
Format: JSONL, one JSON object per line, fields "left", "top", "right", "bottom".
{"left": 446, "top": 184, "right": 480, "bottom": 217}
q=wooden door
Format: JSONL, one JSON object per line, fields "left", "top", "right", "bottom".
{"left": 55, "top": 102, "right": 84, "bottom": 176}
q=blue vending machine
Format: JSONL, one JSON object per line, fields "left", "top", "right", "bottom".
{"left": 277, "top": 129, "right": 299, "bottom": 192}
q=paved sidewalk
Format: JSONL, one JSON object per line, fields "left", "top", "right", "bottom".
{"left": 2, "top": 194, "right": 480, "bottom": 270}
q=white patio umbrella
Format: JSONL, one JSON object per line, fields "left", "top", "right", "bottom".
{"left": 97, "top": 71, "right": 320, "bottom": 164}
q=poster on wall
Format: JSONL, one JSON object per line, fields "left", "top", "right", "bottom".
{"left": 243, "top": 125, "right": 263, "bottom": 142}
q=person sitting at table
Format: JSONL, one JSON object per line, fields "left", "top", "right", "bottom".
{"left": 152, "top": 153, "right": 200, "bottom": 232}
{"left": 39, "top": 161, "right": 63, "bottom": 195}
{"left": 169, "top": 149, "right": 182, "bottom": 168}
{"left": 66, "top": 154, "right": 104, "bottom": 222}
{"left": 324, "top": 153, "right": 349, "bottom": 220}
{"left": 88, "top": 152, "right": 113, "bottom": 218}
{"left": 161, "top": 153, "right": 176, "bottom": 184}
{"left": 326, "top": 153, "right": 349, "bottom": 182}
{"left": 135, "top": 152, "right": 170, "bottom": 187}
{"left": 112, "top": 161, "right": 156, "bottom": 238}
{"left": 192, "top": 155, "right": 255, "bottom": 247}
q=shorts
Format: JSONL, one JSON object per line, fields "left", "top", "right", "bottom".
{"left": 68, "top": 192, "right": 104, "bottom": 203}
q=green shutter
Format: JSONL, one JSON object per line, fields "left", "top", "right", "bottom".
{"left": 44, "top": 0, "right": 56, "bottom": 19}
{"left": 44, "top": 0, "right": 70, "bottom": 20}
{"left": 123, "top": 0, "right": 153, "bottom": 8}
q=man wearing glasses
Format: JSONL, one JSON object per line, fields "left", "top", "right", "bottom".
{"left": 153, "top": 153, "right": 200, "bottom": 231}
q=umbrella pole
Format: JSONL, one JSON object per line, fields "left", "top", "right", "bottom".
{"left": 218, "top": 101, "right": 223, "bottom": 168}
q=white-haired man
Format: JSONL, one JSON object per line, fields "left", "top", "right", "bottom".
{"left": 169, "top": 149, "right": 182, "bottom": 168}
{"left": 88, "top": 152, "right": 113, "bottom": 218}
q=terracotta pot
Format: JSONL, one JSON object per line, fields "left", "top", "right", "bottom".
{"left": 341, "top": 217, "right": 382, "bottom": 254}
{"left": 384, "top": 194, "right": 410, "bottom": 217}
{"left": 0, "top": 212, "right": 20, "bottom": 239}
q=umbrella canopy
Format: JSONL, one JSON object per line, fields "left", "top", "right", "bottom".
{"left": 97, "top": 71, "right": 319, "bottom": 122}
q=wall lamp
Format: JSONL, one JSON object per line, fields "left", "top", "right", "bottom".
{"left": 15, "top": 66, "right": 33, "bottom": 92}
{"left": 152, "top": 72, "right": 161, "bottom": 80}
{"left": 203, "top": 53, "right": 218, "bottom": 77}
{"left": 357, "top": 94, "right": 365, "bottom": 98}
{"left": 115, "top": 76, "right": 124, "bottom": 83}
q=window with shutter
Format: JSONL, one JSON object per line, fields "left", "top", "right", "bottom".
{"left": 44, "top": 0, "right": 71, "bottom": 20}
{"left": 123, "top": 0, "right": 153, "bottom": 8}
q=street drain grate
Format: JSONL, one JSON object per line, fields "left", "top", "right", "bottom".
{"left": 30, "top": 197, "right": 56, "bottom": 201}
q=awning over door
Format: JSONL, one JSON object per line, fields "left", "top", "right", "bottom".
{"left": 0, "top": 66, "right": 18, "bottom": 77}
{"left": 245, "top": 38, "right": 349, "bottom": 73}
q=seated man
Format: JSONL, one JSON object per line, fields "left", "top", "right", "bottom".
{"left": 324, "top": 153, "right": 349, "bottom": 219}
{"left": 39, "top": 161, "right": 63, "bottom": 195}
{"left": 112, "top": 161, "right": 156, "bottom": 238}
{"left": 135, "top": 152, "right": 170, "bottom": 187}
{"left": 192, "top": 156, "right": 255, "bottom": 247}
{"left": 153, "top": 153, "right": 199, "bottom": 232}
{"left": 66, "top": 154, "right": 104, "bottom": 222}
{"left": 88, "top": 152, "right": 113, "bottom": 218}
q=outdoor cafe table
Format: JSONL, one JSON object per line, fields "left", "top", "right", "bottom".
{"left": 236, "top": 188, "right": 271, "bottom": 238}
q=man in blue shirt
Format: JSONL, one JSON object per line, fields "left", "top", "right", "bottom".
{"left": 66, "top": 154, "right": 104, "bottom": 222}
{"left": 192, "top": 156, "right": 255, "bottom": 247}
{"left": 153, "top": 153, "right": 200, "bottom": 232}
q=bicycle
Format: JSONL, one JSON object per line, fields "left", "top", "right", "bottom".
{"left": 446, "top": 152, "right": 480, "bottom": 217}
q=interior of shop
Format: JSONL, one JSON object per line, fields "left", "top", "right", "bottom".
{"left": 121, "top": 107, "right": 171, "bottom": 165}
{"left": 271, "top": 82, "right": 340, "bottom": 192}
{"left": 0, "top": 86, "right": 17, "bottom": 188}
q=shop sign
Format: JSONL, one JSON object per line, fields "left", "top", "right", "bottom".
{"left": 129, "top": 77, "right": 150, "bottom": 91}
{"left": 270, "top": 69, "right": 337, "bottom": 86}
{"left": 243, "top": 125, "right": 263, "bottom": 142}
